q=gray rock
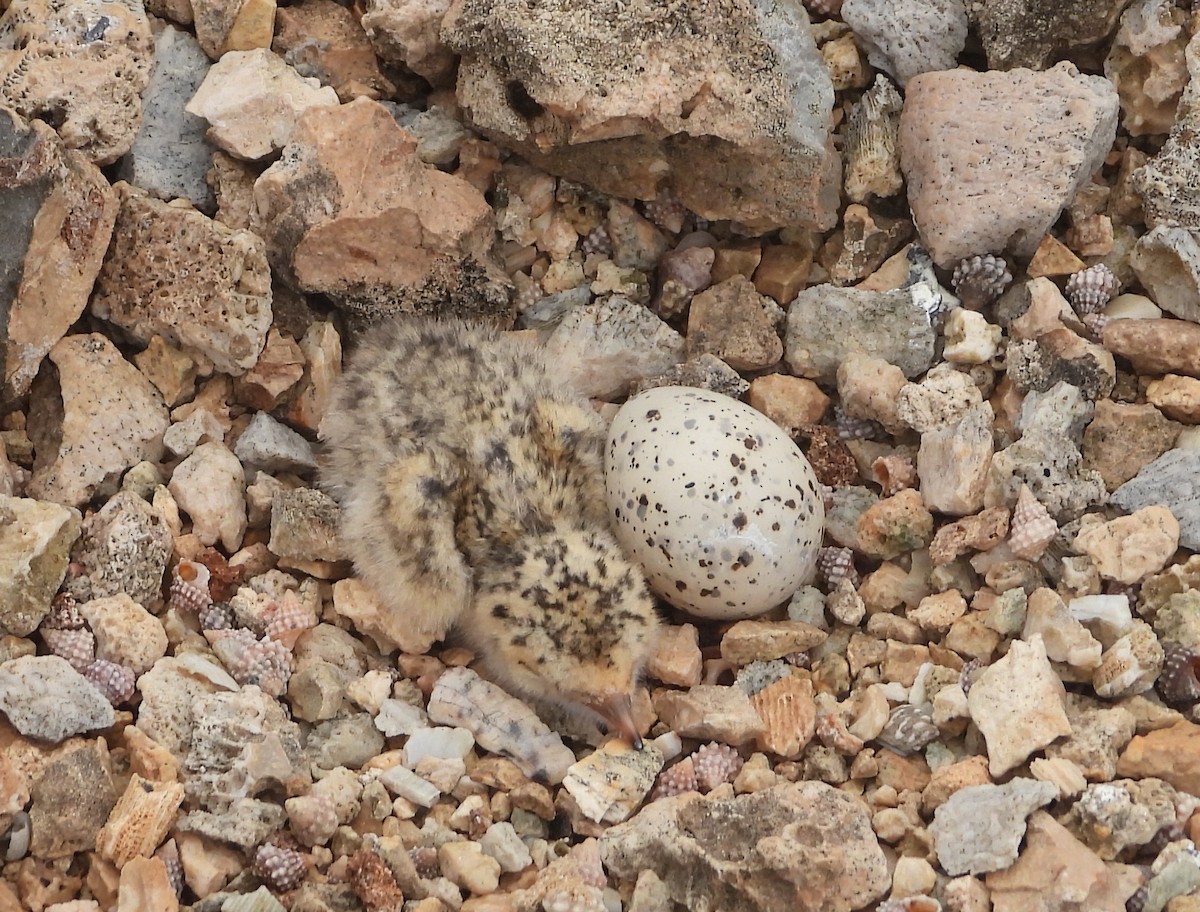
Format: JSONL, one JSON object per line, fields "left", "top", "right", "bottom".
{"left": 517, "top": 285, "right": 593, "bottom": 331}
{"left": 185, "top": 687, "right": 310, "bottom": 812}
{"left": 1131, "top": 226, "right": 1200, "bottom": 324}
{"left": 974, "top": 0, "right": 1134, "bottom": 71}
{"left": 28, "top": 738, "right": 118, "bottom": 858}
{"left": 0, "top": 496, "right": 81, "bottom": 637}
{"left": 1060, "top": 778, "right": 1177, "bottom": 860}
{"left": 69, "top": 490, "right": 171, "bottom": 608}
{"left": 987, "top": 425, "right": 1107, "bottom": 521}
{"left": 234, "top": 412, "right": 318, "bottom": 474}
{"left": 1113, "top": 448, "right": 1200, "bottom": 550}
{"left": 784, "top": 283, "right": 937, "bottom": 382}
{"left": 632, "top": 354, "right": 750, "bottom": 399}
{"left": 842, "top": 0, "right": 968, "bottom": 86}
{"left": 117, "top": 26, "right": 216, "bottom": 210}
{"left": 442, "top": 0, "right": 839, "bottom": 232}
{"left": 1018, "top": 381, "right": 1095, "bottom": 443}
{"left": 929, "top": 778, "right": 1058, "bottom": 875}
{"left": 542, "top": 295, "right": 686, "bottom": 401}
{"left": 177, "top": 799, "right": 288, "bottom": 851}
{"left": 306, "top": 713, "right": 385, "bottom": 770}
{"left": 1005, "top": 331, "right": 1116, "bottom": 401}
{"left": 0, "top": 655, "right": 115, "bottom": 742}
{"left": 599, "top": 782, "right": 889, "bottom": 912}
{"left": 390, "top": 104, "right": 470, "bottom": 167}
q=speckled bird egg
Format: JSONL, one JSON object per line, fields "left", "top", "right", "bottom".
{"left": 604, "top": 386, "right": 825, "bottom": 620}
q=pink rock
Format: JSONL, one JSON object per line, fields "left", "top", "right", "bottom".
{"left": 442, "top": 0, "right": 840, "bottom": 231}
{"left": 900, "top": 63, "right": 1118, "bottom": 267}
{"left": 253, "top": 97, "right": 506, "bottom": 322}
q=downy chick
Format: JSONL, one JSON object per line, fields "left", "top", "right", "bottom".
{"left": 319, "top": 319, "right": 660, "bottom": 745}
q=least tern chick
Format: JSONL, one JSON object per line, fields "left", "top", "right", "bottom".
{"left": 320, "top": 319, "right": 660, "bottom": 745}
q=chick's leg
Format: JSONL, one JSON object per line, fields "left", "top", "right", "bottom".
{"left": 339, "top": 452, "right": 473, "bottom": 653}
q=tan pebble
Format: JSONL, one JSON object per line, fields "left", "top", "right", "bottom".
{"left": 1027, "top": 234, "right": 1085, "bottom": 278}
{"left": 941, "top": 874, "right": 990, "bottom": 912}
{"left": 720, "top": 619, "right": 827, "bottom": 664}
{"left": 1028, "top": 757, "right": 1087, "bottom": 799}
{"left": 733, "top": 753, "right": 778, "bottom": 794}
{"left": 929, "top": 506, "right": 1009, "bottom": 566}
{"left": 848, "top": 684, "right": 891, "bottom": 742}
{"left": 561, "top": 740, "right": 663, "bottom": 824}
{"left": 1073, "top": 505, "right": 1179, "bottom": 584}
{"left": 1093, "top": 621, "right": 1164, "bottom": 699}
{"left": 920, "top": 755, "right": 990, "bottom": 814}
{"left": 115, "top": 856, "right": 177, "bottom": 912}
{"left": 646, "top": 623, "right": 702, "bottom": 687}
{"left": 747, "top": 374, "right": 830, "bottom": 434}
{"left": 751, "top": 675, "right": 816, "bottom": 759}
{"left": 815, "top": 702, "right": 864, "bottom": 756}
{"left": 908, "top": 590, "right": 966, "bottom": 633}
{"left": 1148, "top": 374, "right": 1200, "bottom": 423}
{"left": 891, "top": 855, "right": 938, "bottom": 900}
{"left": 123, "top": 726, "right": 179, "bottom": 783}
{"left": 96, "top": 774, "right": 185, "bottom": 867}
{"left": 856, "top": 489, "right": 935, "bottom": 559}
{"left": 882, "top": 641, "right": 930, "bottom": 687}
{"left": 175, "top": 832, "right": 243, "bottom": 898}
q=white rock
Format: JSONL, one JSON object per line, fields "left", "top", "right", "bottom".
{"left": 842, "top": 0, "right": 969, "bottom": 86}
{"left": 542, "top": 295, "right": 685, "bottom": 401}
{"left": 967, "top": 635, "right": 1072, "bottom": 777}
{"left": 943, "top": 308, "right": 1003, "bottom": 365}
{"left": 1068, "top": 594, "right": 1134, "bottom": 647}
{"left": 427, "top": 667, "right": 576, "bottom": 784}
{"left": 0, "top": 655, "right": 115, "bottom": 742}
{"left": 897, "top": 363, "right": 983, "bottom": 433}
{"left": 404, "top": 727, "right": 476, "bottom": 767}
{"left": 377, "top": 764, "right": 441, "bottom": 807}
{"left": 233, "top": 412, "right": 317, "bottom": 473}
{"left": 479, "top": 821, "right": 533, "bottom": 873}
{"left": 374, "top": 699, "right": 429, "bottom": 737}
{"left": 1105, "top": 293, "right": 1162, "bottom": 320}
{"left": 162, "top": 407, "right": 225, "bottom": 458}
{"left": 918, "top": 401, "right": 994, "bottom": 516}
{"left": 168, "top": 441, "right": 247, "bottom": 551}
{"left": 563, "top": 741, "right": 664, "bottom": 824}
{"left": 185, "top": 49, "right": 339, "bottom": 160}
{"left": 929, "top": 778, "right": 1058, "bottom": 875}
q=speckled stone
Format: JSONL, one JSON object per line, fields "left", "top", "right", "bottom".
{"left": 0, "top": 496, "right": 81, "bottom": 637}
{"left": 0, "top": 655, "right": 115, "bottom": 742}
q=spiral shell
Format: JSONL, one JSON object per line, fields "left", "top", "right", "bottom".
{"left": 692, "top": 742, "right": 743, "bottom": 792}
{"left": 876, "top": 703, "right": 939, "bottom": 756}
{"left": 1008, "top": 485, "right": 1056, "bottom": 561}
{"left": 1065, "top": 263, "right": 1118, "bottom": 315}
{"left": 648, "top": 756, "right": 698, "bottom": 801}
{"left": 254, "top": 843, "right": 307, "bottom": 892}
{"left": 952, "top": 254, "right": 1012, "bottom": 309}
{"left": 85, "top": 658, "right": 137, "bottom": 706}
{"left": 43, "top": 626, "right": 96, "bottom": 671}
{"left": 1158, "top": 643, "right": 1200, "bottom": 704}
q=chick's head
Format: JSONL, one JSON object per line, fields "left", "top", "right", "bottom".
{"left": 470, "top": 526, "right": 660, "bottom": 746}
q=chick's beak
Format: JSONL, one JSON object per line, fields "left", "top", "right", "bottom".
{"left": 590, "top": 693, "right": 643, "bottom": 750}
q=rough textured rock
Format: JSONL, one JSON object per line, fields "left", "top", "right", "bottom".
{"left": 984, "top": 811, "right": 1130, "bottom": 912}
{"left": 685, "top": 276, "right": 783, "bottom": 371}
{"left": 0, "top": 496, "right": 80, "bottom": 637}
{"left": 273, "top": 0, "right": 396, "bottom": 101}
{"left": 361, "top": 0, "right": 455, "bottom": 85}
{"left": 929, "top": 779, "right": 1058, "bottom": 875}
{"left": 600, "top": 782, "right": 889, "bottom": 912}
{"left": 91, "top": 182, "right": 272, "bottom": 376}
{"left": 0, "top": 0, "right": 154, "bottom": 164}
{"left": 842, "top": 75, "right": 904, "bottom": 203}
{"left": 186, "top": 48, "right": 338, "bottom": 161}
{"left": 1081, "top": 401, "right": 1180, "bottom": 491}
{"left": 0, "top": 655, "right": 115, "bottom": 742}
{"left": 28, "top": 334, "right": 170, "bottom": 508}
{"left": 784, "top": 283, "right": 938, "bottom": 382}
{"left": 542, "top": 296, "right": 686, "bottom": 400}
{"left": 192, "top": 0, "right": 277, "bottom": 59}
{"left": 1113, "top": 449, "right": 1200, "bottom": 551}
{"left": 77, "top": 594, "right": 169, "bottom": 675}
{"left": 234, "top": 412, "right": 317, "bottom": 474}
{"left": 70, "top": 491, "right": 172, "bottom": 608}
{"left": 974, "top": 0, "right": 1136, "bottom": 71}
{"left": 1073, "top": 506, "right": 1179, "bottom": 584}
{"left": 117, "top": 26, "right": 216, "bottom": 211}
{"left": 1061, "top": 778, "right": 1178, "bottom": 860}
{"left": 28, "top": 738, "right": 117, "bottom": 858}
{"left": 967, "top": 635, "right": 1072, "bottom": 777}
{"left": 442, "top": 0, "right": 840, "bottom": 232}
{"left": 0, "top": 109, "right": 118, "bottom": 403}
{"left": 841, "top": 0, "right": 968, "bottom": 86}
{"left": 1005, "top": 329, "right": 1116, "bottom": 401}
{"left": 917, "top": 401, "right": 994, "bottom": 516}
{"left": 269, "top": 488, "right": 344, "bottom": 563}
{"left": 900, "top": 63, "right": 1119, "bottom": 267}
{"left": 1131, "top": 31, "right": 1200, "bottom": 228}
{"left": 252, "top": 97, "right": 503, "bottom": 324}
{"left": 1104, "top": 0, "right": 1190, "bottom": 137}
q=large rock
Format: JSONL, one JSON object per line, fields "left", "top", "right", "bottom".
{"left": 600, "top": 782, "right": 889, "bottom": 912}
{"left": 28, "top": 334, "right": 170, "bottom": 508}
{"left": 0, "top": 496, "right": 81, "bottom": 637}
{"left": 842, "top": 0, "right": 968, "bottom": 86}
{"left": 930, "top": 779, "right": 1058, "bottom": 876}
{"left": 1113, "top": 448, "right": 1200, "bottom": 551}
{"left": 442, "top": 0, "right": 840, "bottom": 232}
{"left": 117, "top": 26, "right": 217, "bottom": 211}
{"left": 70, "top": 490, "right": 173, "bottom": 608}
{"left": 784, "top": 283, "right": 938, "bottom": 382}
{"left": 0, "top": 109, "right": 118, "bottom": 403}
{"left": 252, "top": 97, "right": 507, "bottom": 325}
{"left": 900, "top": 63, "right": 1118, "bottom": 267}
{"left": 0, "top": 0, "right": 154, "bottom": 164}
{"left": 974, "top": 0, "right": 1136, "bottom": 71}
{"left": 91, "top": 182, "right": 272, "bottom": 376}
{"left": 0, "top": 655, "right": 115, "bottom": 743}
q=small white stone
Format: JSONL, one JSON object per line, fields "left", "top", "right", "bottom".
{"left": 374, "top": 698, "right": 430, "bottom": 737}
{"left": 438, "top": 840, "right": 501, "bottom": 895}
{"left": 479, "top": 821, "right": 533, "bottom": 873}
{"left": 943, "top": 308, "right": 1003, "bottom": 365}
{"left": 405, "top": 727, "right": 476, "bottom": 767}
{"left": 1104, "top": 292, "right": 1161, "bottom": 320}
{"left": 168, "top": 440, "right": 246, "bottom": 551}
{"left": 378, "top": 764, "right": 441, "bottom": 808}
{"left": 1068, "top": 594, "right": 1134, "bottom": 647}
{"left": 162, "top": 408, "right": 225, "bottom": 458}
{"left": 345, "top": 670, "right": 394, "bottom": 714}
{"left": 562, "top": 741, "right": 664, "bottom": 824}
